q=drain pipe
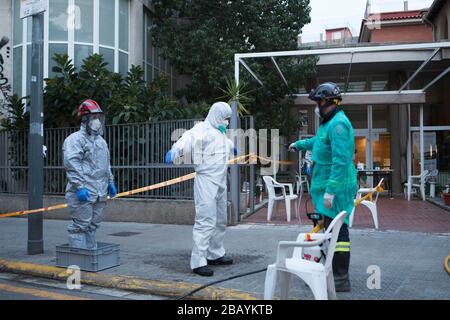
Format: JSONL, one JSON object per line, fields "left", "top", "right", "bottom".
{"left": 422, "top": 11, "right": 435, "bottom": 42}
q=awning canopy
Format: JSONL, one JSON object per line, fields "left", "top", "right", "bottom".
{"left": 234, "top": 42, "right": 450, "bottom": 105}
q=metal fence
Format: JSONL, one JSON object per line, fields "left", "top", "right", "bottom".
{"left": 0, "top": 117, "right": 254, "bottom": 200}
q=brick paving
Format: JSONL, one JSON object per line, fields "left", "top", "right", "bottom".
{"left": 243, "top": 195, "right": 450, "bottom": 234}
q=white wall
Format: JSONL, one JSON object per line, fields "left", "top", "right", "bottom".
{"left": 0, "top": 0, "right": 12, "bottom": 121}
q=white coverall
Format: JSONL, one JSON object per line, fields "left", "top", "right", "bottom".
{"left": 63, "top": 125, "right": 114, "bottom": 249}
{"left": 171, "top": 102, "right": 233, "bottom": 269}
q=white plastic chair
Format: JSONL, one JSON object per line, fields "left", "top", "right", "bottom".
{"left": 403, "top": 170, "right": 429, "bottom": 201}
{"left": 349, "top": 178, "right": 384, "bottom": 229}
{"left": 264, "top": 211, "right": 347, "bottom": 300}
{"left": 263, "top": 176, "right": 299, "bottom": 223}
{"left": 295, "top": 174, "right": 310, "bottom": 195}
{"left": 294, "top": 174, "right": 309, "bottom": 221}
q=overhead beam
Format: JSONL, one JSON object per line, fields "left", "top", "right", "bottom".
{"left": 293, "top": 90, "right": 426, "bottom": 105}
{"left": 270, "top": 57, "right": 288, "bottom": 87}
{"left": 239, "top": 59, "right": 263, "bottom": 86}
{"left": 236, "top": 42, "right": 450, "bottom": 60}
{"left": 399, "top": 48, "right": 440, "bottom": 92}
{"left": 422, "top": 66, "right": 450, "bottom": 92}
{"left": 317, "top": 50, "right": 443, "bottom": 66}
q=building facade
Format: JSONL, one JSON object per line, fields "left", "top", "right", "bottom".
{"left": 0, "top": 0, "right": 12, "bottom": 121}
{"left": 426, "top": 0, "right": 450, "bottom": 41}
{"left": 359, "top": 10, "right": 433, "bottom": 43}
{"left": 293, "top": 2, "right": 450, "bottom": 194}
{"left": 0, "top": 0, "right": 186, "bottom": 109}
{"left": 326, "top": 27, "right": 353, "bottom": 43}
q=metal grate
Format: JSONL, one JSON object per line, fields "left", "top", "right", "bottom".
{"left": 0, "top": 117, "right": 254, "bottom": 200}
{"left": 108, "top": 232, "right": 142, "bottom": 237}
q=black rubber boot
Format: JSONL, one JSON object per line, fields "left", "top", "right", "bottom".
{"left": 207, "top": 256, "right": 233, "bottom": 265}
{"left": 333, "top": 251, "right": 351, "bottom": 292}
{"left": 193, "top": 266, "right": 214, "bottom": 277}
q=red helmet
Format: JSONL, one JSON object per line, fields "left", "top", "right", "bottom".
{"left": 78, "top": 99, "right": 103, "bottom": 117}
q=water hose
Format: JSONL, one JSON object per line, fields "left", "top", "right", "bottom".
{"left": 176, "top": 268, "right": 267, "bottom": 300}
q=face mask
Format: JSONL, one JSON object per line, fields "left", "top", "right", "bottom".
{"left": 89, "top": 119, "right": 102, "bottom": 134}
{"left": 314, "top": 106, "right": 322, "bottom": 119}
{"left": 217, "top": 120, "right": 229, "bottom": 134}
{"left": 218, "top": 125, "right": 227, "bottom": 134}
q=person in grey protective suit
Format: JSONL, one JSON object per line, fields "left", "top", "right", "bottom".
{"left": 63, "top": 99, "right": 117, "bottom": 250}
{"left": 165, "top": 102, "right": 237, "bottom": 277}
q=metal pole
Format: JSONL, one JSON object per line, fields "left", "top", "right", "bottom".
{"left": 368, "top": 104, "right": 373, "bottom": 187}
{"left": 249, "top": 116, "right": 255, "bottom": 214}
{"left": 28, "top": 12, "right": 44, "bottom": 255}
{"left": 230, "top": 100, "right": 240, "bottom": 225}
{"left": 407, "top": 104, "right": 412, "bottom": 178}
{"left": 419, "top": 104, "right": 424, "bottom": 176}
{"left": 230, "top": 57, "right": 240, "bottom": 225}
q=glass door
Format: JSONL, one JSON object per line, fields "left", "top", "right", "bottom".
{"left": 354, "top": 132, "right": 370, "bottom": 170}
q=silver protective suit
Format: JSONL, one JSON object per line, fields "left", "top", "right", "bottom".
{"left": 171, "top": 102, "right": 234, "bottom": 269}
{"left": 63, "top": 125, "right": 114, "bottom": 249}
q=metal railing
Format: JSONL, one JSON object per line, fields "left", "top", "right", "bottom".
{"left": 0, "top": 117, "right": 254, "bottom": 201}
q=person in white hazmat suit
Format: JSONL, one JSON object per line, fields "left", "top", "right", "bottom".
{"left": 63, "top": 99, "right": 117, "bottom": 250}
{"left": 165, "top": 102, "right": 236, "bottom": 276}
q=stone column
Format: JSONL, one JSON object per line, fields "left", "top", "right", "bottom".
{"left": 129, "top": 0, "right": 144, "bottom": 68}
{"left": 387, "top": 71, "right": 409, "bottom": 194}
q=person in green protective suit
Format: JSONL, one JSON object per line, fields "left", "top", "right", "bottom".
{"left": 289, "top": 82, "right": 357, "bottom": 292}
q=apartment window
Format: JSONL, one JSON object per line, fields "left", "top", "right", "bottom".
{"left": 99, "top": 0, "right": 115, "bottom": 47}
{"left": 344, "top": 105, "right": 368, "bottom": 129}
{"left": 12, "top": 0, "right": 130, "bottom": 96}
{"left": 332, "top": 31, "right": 342, "bottom": 40}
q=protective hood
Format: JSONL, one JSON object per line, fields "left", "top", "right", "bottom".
{"left": 205, "top": 102, "right": 232, "bottom": 129}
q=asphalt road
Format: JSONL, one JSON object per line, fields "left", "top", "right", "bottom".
{"left": 0, "top": 273, "right": 163, "bottom": 300}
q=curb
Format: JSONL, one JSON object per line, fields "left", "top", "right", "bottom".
{"left": 427, "top": 198, "right": 450, "bottom": 212}
{"left": 0, "top": 259, "right": 259, "bottom": 300}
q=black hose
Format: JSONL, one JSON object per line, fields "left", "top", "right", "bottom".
{"left": 176, "top": 267, "right": 267, "bottom": 300}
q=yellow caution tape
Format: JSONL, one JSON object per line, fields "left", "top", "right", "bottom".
{"left": 354, "top": 184, "right": 384, "bottom": 206}
{"left": 0, "top": 153, "right": 291, "bottom": 219}
{"left": 307, "top": 182, "right": 385, "bottom": 234}
{"left": 0, "top": 204, "right": 70, "bottom": 219}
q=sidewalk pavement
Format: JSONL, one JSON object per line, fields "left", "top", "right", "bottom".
{"left": 0, "top": 217, "right": 449, "bottom": 300}
{"left": 245, "top": 196, "right": 450, "bottom": 233}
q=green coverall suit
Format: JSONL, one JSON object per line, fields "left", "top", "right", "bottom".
{"left": 294, "top": 109, "right": 357, "bottom": 286}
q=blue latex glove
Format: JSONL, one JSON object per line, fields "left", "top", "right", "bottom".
{"left": 77, "top": 188, "right": 89, "bottom": 202}
{"left": 165, "top": 149, "right": 176, "bottom": 164}
{"left": 108, "top": 183, "right": 117, "bottom": 198}
{"left": 233, "top": 147, "right": 238, "bottom": 156}
{"left": 306, "top": 164, "right": 311, "bottom": 175}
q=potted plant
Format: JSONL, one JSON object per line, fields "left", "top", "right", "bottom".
{"left": 443, "top": 185, "right": 450, "bottom": 206}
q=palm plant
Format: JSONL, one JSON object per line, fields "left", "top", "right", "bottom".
{"left": 218, "top": 78, "right": 253, "bottom": 116}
